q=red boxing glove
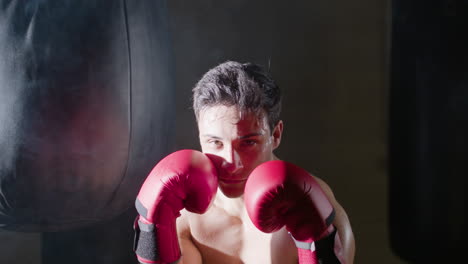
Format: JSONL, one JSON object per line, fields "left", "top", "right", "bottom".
{"left": 244, "top": 160, "right": 341, "bottom": 264}
{"left": 133, "top": 149, "right": 218, "bottom": 264}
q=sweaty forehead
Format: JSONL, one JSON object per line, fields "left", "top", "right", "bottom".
{"left": 198, "top": 105, "right": 269, "bottom": 137}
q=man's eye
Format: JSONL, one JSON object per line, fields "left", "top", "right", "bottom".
{"left": 209, "top": 140, "right": 223, "bottom": 147}
{"left": 241, "top": 140, "right": 257, "bottom": 147}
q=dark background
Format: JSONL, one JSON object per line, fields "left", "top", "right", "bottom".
{"left": 0, "top": 0, "right": 402, "bottom": 263}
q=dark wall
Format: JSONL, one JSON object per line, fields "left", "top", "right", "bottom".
{"left": 0, "top": 1, "right": 399, "bottom": 263}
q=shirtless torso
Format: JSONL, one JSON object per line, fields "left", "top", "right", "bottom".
{"left": 177, "top": 176, "right": 354, "bottom": 264}
{"left": 178, "top": 191, "right": 297, "bottom": 264}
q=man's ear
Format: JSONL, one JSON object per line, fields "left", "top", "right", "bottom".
{"left": 272, "top": 120, "right": 283, "bottom": 150}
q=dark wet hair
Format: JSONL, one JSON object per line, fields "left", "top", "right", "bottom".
{"left": 192, "top": 61, "right": 281, "bottom": 132}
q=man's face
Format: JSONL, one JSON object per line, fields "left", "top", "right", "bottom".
{"left": 198, "top": 104, "right": 282, "bottom": 198}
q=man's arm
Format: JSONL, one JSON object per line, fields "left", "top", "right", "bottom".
{"left": 177, "top": 210, "right": 202, "bottom": 264}
{"left": 314, "top": 177, "right": 356, "bottom": 264}
{"left": 133, "top": 150, "right": 217, "bottom": 264}
{"left": 244, "top": 160, "right": 355, "bottom": 264}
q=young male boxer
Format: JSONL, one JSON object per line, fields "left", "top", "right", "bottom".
{"left": 133, "top": 61, "right": 355, "bottom": 264}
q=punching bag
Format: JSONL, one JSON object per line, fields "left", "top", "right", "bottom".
{"left": 0, "top": 0, "right": 175, "bottom": 232}
{"left": 389, "top": 0, "right": 468, "bottom": 262}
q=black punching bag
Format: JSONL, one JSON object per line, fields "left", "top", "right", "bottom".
{"left": 0, "top": 0, "right": 175, "bottom": 232}
{"left": 389, "top": 0, "right": 468, "bottom": 262}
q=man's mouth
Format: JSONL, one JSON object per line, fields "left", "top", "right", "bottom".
{"left": 218, "top": 177, "right": 247, "bottom": 184}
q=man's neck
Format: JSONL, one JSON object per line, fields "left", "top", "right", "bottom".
{"left": 213, "top": 155, "right": 281, "bottom": 218}
{"left": 214, "top": 188, "right": 247, "bottom": 219}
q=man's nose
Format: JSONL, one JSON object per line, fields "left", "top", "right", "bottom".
{"left": 221, "top": 147, "right": 243, "bottom": 173}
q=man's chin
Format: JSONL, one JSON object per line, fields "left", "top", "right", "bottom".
{"left": 218, "top": 182, "right": 246, "bottom": 198}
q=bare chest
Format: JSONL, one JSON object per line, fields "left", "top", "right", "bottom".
{"left": 188, "top": 207, "right": 297, "bottom": 264}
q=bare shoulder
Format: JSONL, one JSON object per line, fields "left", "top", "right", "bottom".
{"left": 311, "top": 175, "right": 336, "bottom": 200}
